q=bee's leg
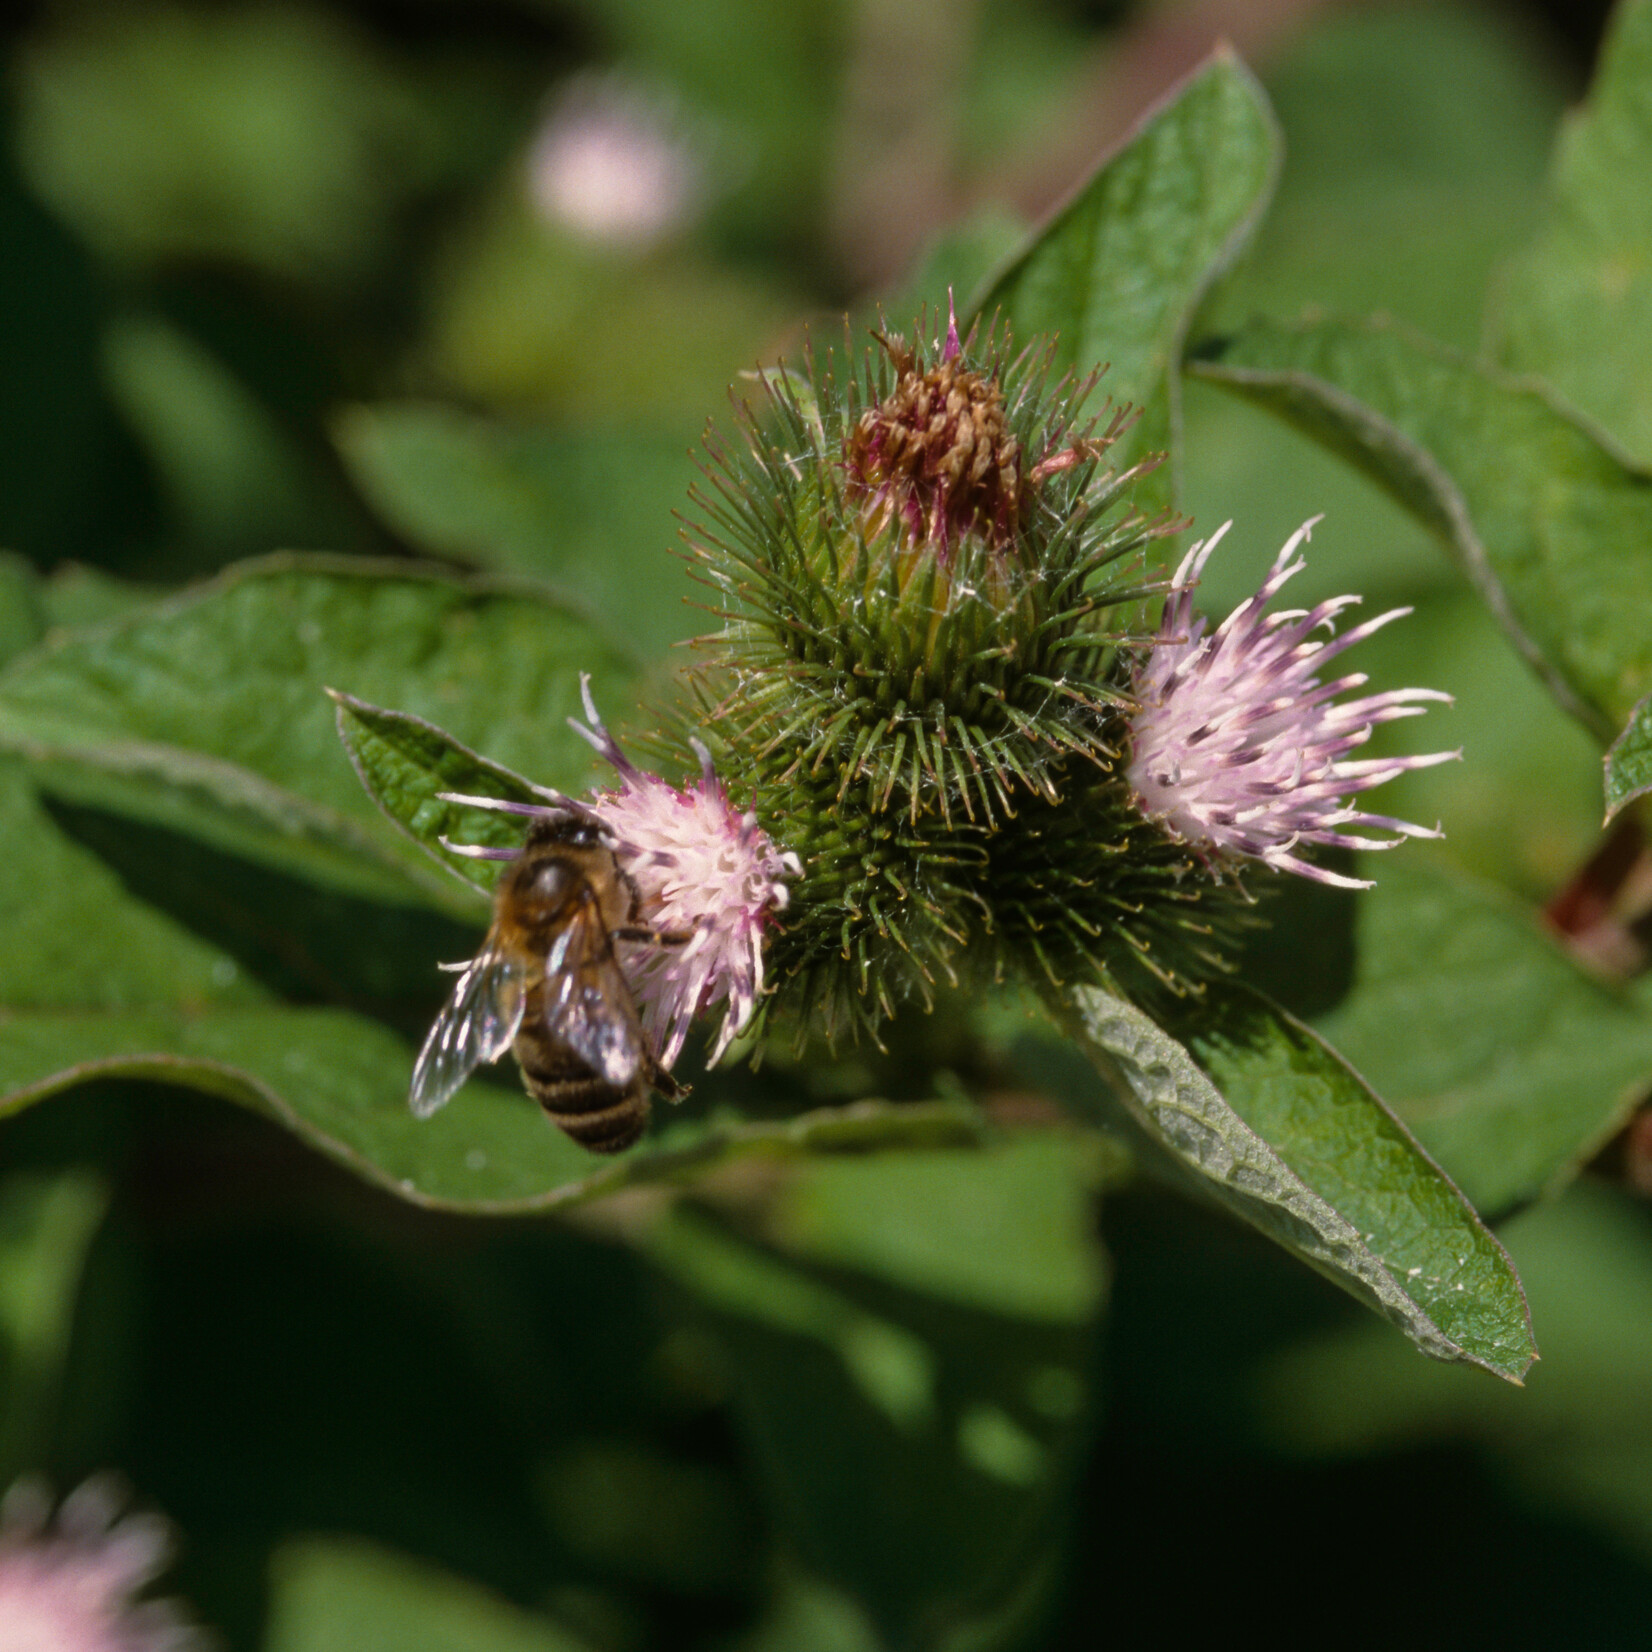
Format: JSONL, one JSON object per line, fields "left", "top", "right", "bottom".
{"left": 613, "top": 925, "right": 693, "bottom": 946}
{"left": 649, "top": 1063, "right": 689, "bottom": 1102}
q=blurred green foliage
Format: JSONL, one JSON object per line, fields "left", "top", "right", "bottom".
{"left": 4, "top": 2, "right": 1652, "bottom": 1649}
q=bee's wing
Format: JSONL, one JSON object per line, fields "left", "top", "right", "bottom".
{"left": 410, "top": 946, "right": 528, "bottom": 1119}
{"left": 539, "top": 906, "right": 647, "bottom": 1088}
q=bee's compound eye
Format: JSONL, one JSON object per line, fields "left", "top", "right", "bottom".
{"left": 526, "top": 859, "right": 573, "bottom": 903}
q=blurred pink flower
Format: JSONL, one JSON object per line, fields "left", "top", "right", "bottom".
{"left": 0, "top": 1478, "right": 205, "bottom": 1652}
{"left": 1127, "top": 519, "right": 1456, "bottom": 889}
{"left": 526, "top": 75, "right": 704, "bottom": 248}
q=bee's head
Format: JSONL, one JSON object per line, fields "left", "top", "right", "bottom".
{"left": 521, "top": 813, "right": 604, "bottom": 854}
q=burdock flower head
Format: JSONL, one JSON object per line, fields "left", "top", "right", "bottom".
{"left": 0, "top": 1477, "right": 206, "bottom": 1652}
{"left": 841, "top": 304, "right": 1025, "bottom": 558}
{"left": 685, "top": 304, "right": 1182, "bottom": 1037}
{"left": 437, "top": 678, "right": 799, "bottom": 1074}
{"left": 1127, "top": 519, "right": 1456, "bottom": 888}
{"left": 372, "top": 308, "right": 1461, "bottom": 1141}
{"left": 562, "top": 680, "right": 802, "bottom": 1065}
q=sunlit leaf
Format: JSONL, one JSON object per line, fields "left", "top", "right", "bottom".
{"left": 0, "top": 557, "right": 634, "bottom": 908}
{"left": 329, "top": 692, "right": 547, "bottom": 895}
{"left": 1314, "top": 859, "right": 1652, "bottom": 1217}
{"left": 1489, "top": 0, "right": 1652, "bottom": 466}
{"left": 1069, "top": 982, "right": 1535, "bottom": 1381}
{"left": 976, "top": 46, "right": 1281, "bottom": 510}
{"left": 0, "top": 761, "right": 266, "bottom": 1012}
{"left": 1194, "top": 315, "right": 1652, "bottom": 742}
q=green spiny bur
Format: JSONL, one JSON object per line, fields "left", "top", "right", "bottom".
{"left": 669, "top": 313, "right": 1252, "bottom": 1043}
{"left": 689, "top": 319, "right": 1172, "bottom": 830}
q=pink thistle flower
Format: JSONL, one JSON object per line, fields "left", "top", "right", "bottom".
{"left": 0, "top": 1477, "right": 207, "bottom": 1652}
{"left": 1126, "top": 519, "right": 1457, "bottom": 890}
{"left": 440, "top": 677, "right": 799, "bottom": 1070}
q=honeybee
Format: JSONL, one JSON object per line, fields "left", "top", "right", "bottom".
{"left": 410, "top": 814, "right": 683, "bottom": 1153}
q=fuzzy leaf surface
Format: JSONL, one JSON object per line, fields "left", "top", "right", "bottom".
{"left": 0, "top": 557, "right": 632, "bottom": 908}
{"left": 976, "top": 46, "right": 1281, "bottom": 507}
{"left": 334, "top": 403, "right": 700, "bottom": 660}
{"left": 1606, "top": 692, "right": 1652, "bottom": 821}
{"left": 1194, "top": 315, "right": 1652, "bottom": 741}
{"left": 1488, "top": 0, "right": 1652, "bottom": 466}
{"left": 1070, "top": 982, "right": 1535, "bottom": 1381}
{"left": 1314, "top": 859, "right": 1652, "bottom": 1218}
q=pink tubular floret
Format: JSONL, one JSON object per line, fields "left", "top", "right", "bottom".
{"left": 1126, "top": 519, "right": 1457, "bottom": 889}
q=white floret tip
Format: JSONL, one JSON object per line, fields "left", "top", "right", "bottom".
{"left": 1126, "top": 519, "right": 1457, "bottom": 889}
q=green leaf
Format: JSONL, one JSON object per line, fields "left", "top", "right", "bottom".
{"left": 0, "top": 760, "right": 266, "bottom": 1011}
{"left": 0, "top": 556, "right": 635, "bottom": 909}
{"left": 767, "top": 1134, "right": 1115, "bottom": 1322}
{"left": 333, "top": 403, "right": 701, "bottom": 661}
{"left": 741, "top": 1567, "right": 880, "bottom": 1652}
{"left": 637, "top": 1134, "right": 1109, "bottom": 1647}
{"left": 1313, "top": 859, "right": 1652, "bottom": 1218}
{"left": 875, "top": 206, "right": 1029, "bottom": 332}
{"left": 0, "top": 1005, "right": 593, "bottom": 1210}
{"left": 1068, "top": 981, "right": 1535, "bottom": 1381}
{"left": 1253, "top": 1184, "right": 1652, "bottom": 1558}
{"left": 15, "top": 4, "right": 426, "bottom": 283}
{"left": 0, "top": 745, "right": 569, "bottom": 1212}
{"left": 0, "top": 715, "right": 1001, "bottom": 1214}
{"left": 1606, "top": 692, "right": 1652, "bottom": 821}
{"left": 975, "top": 45, "right": 1281, "bottom": 508}
{"left": 0, "top": 552, "right": 44, "bottom": 670}
{"left": 102, "top": 314, "right": 351, "bottom": 553}
{"left": 1488, "top": 0, "right": 1652, "bottom": 466}
{"left": 1203, "top": 4, "right": 1562, "bottom": 354}
{"left": 37, "top": 564, "right": 162, "bottom": 633}
{"left": 0, "top": 996, "right": 991, "bottom": 1212}
{"left": 1193, "top": 314, "right": 1652, "bottom": 740}
{"left": 265, "top": 1537, "right": 595, "bottom": 1652}
{"left": 0, "top": 1171, "right": 108, "bottom": 1482}
{"left": 329, "top": 692, "right": 551, "bottom": 893}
